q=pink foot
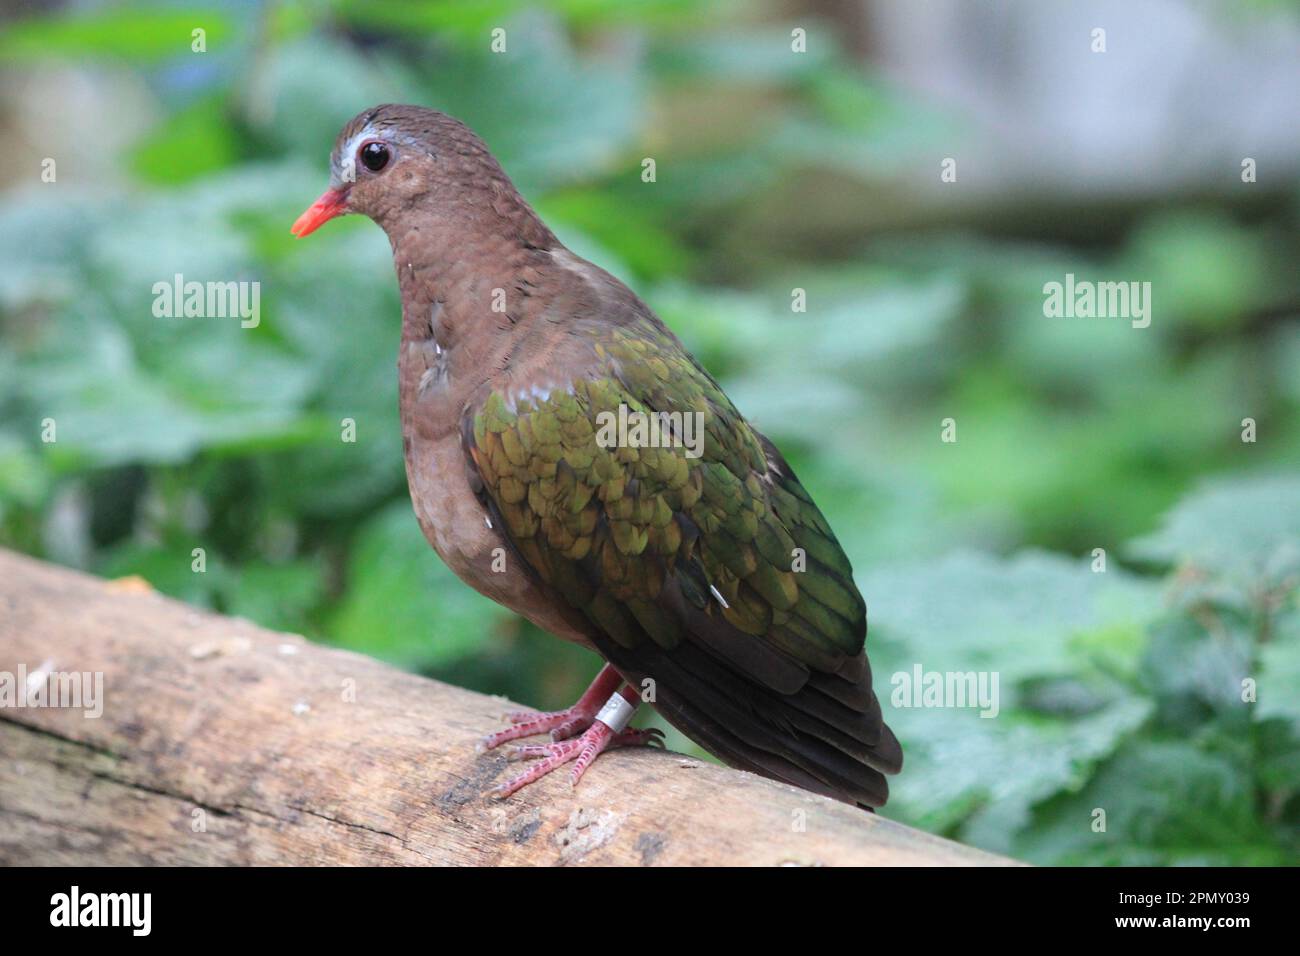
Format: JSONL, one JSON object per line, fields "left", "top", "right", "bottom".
{"left": 491, "top": 723, "right": 664, "bottom": 799}
{"left": 477, "top": 664, "right": 623, "bottom": 753}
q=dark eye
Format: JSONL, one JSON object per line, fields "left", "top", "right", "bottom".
{"left": 359, "top": 141, "right": 390, "bottom": 172}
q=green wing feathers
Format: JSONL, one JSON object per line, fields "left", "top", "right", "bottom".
{"left": 465, "top": 320, "right": 900, "bottom": 807}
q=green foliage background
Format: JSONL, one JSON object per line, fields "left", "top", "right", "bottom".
{"left": 1, "top": 1, "right": 1297, "bottom": 864}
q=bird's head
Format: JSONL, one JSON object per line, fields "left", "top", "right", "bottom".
{"left": 292, "top": 103, "right": 557, "bottom": 276}
{"left": 291, "top": 104, "right": 490, "bottom": 238}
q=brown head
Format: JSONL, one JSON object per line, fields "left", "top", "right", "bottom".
{"left": 291, "top": 104, "right": 554, "bottom": 249}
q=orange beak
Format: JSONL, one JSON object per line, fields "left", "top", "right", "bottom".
{"left": 291, "top": 188, "right": 349, "bottom": 238}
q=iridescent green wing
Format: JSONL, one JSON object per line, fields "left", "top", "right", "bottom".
{"left": 464, "top": 315, "right": 899, "bottom": 806}
{"left": 465, "top": 318, "right": 864, "bottom": 678}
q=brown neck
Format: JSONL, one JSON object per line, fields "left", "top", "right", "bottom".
{"left": 382, "top": 194, "right": 558, "bottom": 351}
{"left": 383, "top": 192, "right": 571, "bottom": 430}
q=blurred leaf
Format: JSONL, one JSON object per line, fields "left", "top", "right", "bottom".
{"left": 1128, "top": 474, "right": 1300, "bottom": 595}
{"left": 328, "top": 503, "right": 514, "bottom": 670}
{"left": 866, "top": 550, "right": 1160, "bottom": 692}
{"left": 862, "top": 550, "right": 1160, "bottom": 845}
{"left": 648, "top": 25, "right": 833, "bottom": 83}
{"left": 334, "top": 0, "right": 703, "bottom": 38}
{"left": 1140, "top": 614, "right": 1254, "bottom": 725}
{"left": 19, "top": 316, "right": 314, "bottom": 468}
{"left": 0, "top": 431, "right": 47, "bottom": 513}
{"left": 538, "top": 190, "right": 690, "bottom": 281}
{"left": 770, "top": 67, "right": 962, "bottom": 175}
{"left": 1258, "top": 609, "right": 1300, "bottom": 728}
{"left": 0, "top": 195, "right": 102, "bottom": 306}
{"left": 260, "top": 36, "right": 419, "bottom": 159}
{"left": 415, "top": 10, "right": 643, "bottom": 193}
{"left": 130, "top": 95, "right": 239, "bottom": 184}
{"left": 1124, "top": 211, "right": 1273, "bottom": 330}
{"left": 0, "top": 10, "right": 234, "bottom": 63}
{"left": 1277, "top": 322, "right": 1300, "bottom": 405}
{"left": 223, "top": 558, "right": 326, "bottom": 632}
{"left": 98, "top": 539, "right": 226, "bottom": 608}
{"left": 805, "top": 274, "right": 964, "bottom": 370}
{"left": 955, "top": 698, "right": 1152, "bottom": 854}
{"left": 1016, "top": 739, "right": 1284, "bottom": 865}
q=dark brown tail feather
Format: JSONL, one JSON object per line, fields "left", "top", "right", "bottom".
{"left": 598, "top": 637, "right": 902, "bottom": 809}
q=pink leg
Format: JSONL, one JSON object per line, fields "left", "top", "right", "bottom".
{"left": 477, "top": 664, "right": 622, "bottom": 752}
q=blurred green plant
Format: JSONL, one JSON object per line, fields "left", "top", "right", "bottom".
{"left": 866, "top": 475, "right": 1299, "bottom": 864}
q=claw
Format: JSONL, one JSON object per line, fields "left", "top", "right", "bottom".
{"left": 634, "top": 727, "right": 666, "bottom": 748}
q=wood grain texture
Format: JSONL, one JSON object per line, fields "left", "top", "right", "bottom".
{"left": 0, "top": 548, "right": 1014, "bottom": 866}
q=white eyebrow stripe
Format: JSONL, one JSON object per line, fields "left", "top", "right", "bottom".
{"left": 332, "top": 123, "right": 425, "bottom": 186}
{"left": 342, "top": 125, "right": 376, "bottom": 159}
{"left": 333, "top": 124, "right": 377, "bottom": 185}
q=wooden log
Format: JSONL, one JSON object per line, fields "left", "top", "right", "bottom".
{"left": 0, "top": 548, "right": 1014, "bottom": 866}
